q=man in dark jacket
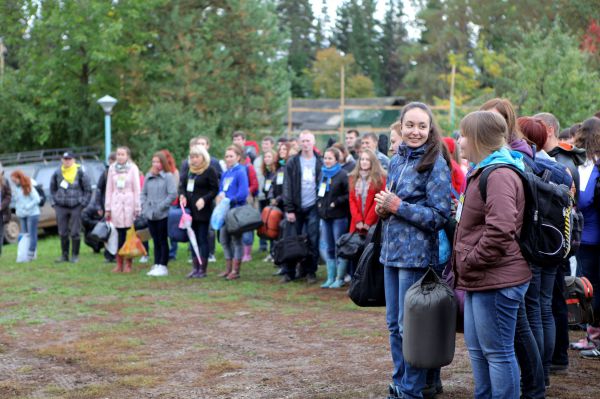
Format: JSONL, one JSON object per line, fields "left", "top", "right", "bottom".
{"left": 282, "top": 131, "right": 322, "bottom": 283}
{"left": 50, "top": 152, "right": 92, "bottom": 263}
{"left": 535, "top": 111, "right": 586, "bottom": 374}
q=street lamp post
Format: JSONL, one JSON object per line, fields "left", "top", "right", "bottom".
{"left": 97, "top": 95, "right": 118, "bottom": 163}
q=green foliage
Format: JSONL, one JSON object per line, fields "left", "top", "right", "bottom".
{"left": 497, "top": 23, "right": 600, "bottom": 126}
{"left": 308, "top": 47, "right": 375, "bottom": 98}
{"left": 0, "top": 0, "right": 288, "bottom": 159}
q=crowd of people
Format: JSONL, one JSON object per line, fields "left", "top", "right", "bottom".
{"left": 1, "top": 98, "right": 599, "bottom": 399}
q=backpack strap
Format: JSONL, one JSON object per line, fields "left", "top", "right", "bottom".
{"left": 478, "top": 164, "right": 524, "bottom": 203}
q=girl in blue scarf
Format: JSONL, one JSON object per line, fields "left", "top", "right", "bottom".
{"left": 317, "top": 147, "right": 350, "bottom": 288}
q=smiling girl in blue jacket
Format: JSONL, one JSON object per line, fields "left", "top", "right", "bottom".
{"left": 217, "top": 145, "right": 249, "bottom": 280}
{"left": 375, "top": 102, "right": 452, "bottom": 399}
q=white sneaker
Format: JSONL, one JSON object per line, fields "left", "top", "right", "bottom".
{"left": 147, "top": 264, "right": 159, "bottom": 276}
{"left": 151, "top": 265, "right": 169, "bottom": 277}
{"left": 263, "top": 254, "right": 273, "bottom": 263}
{"left": 344, "top": 274, "right": 352, "bottom": 283}
{"left": 139, "top": 256, "right": 149, "bottom": 264}
{"left": 208, "top": 254, "right": 216, "bottom": 263}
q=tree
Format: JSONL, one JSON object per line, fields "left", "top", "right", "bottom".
{"left": 497, "top": 23, "right": 600, "bottom": 126}
{"left": 330, "top": 0, "right": 382, "bottom": 93}
{"left": 308, "top": 47, "right": 375, "bottom": 98}
{"left": 276, "top": 0, "right": 317, "bottom": 97}
{"left": 379, "top": 0, "right": 408, "bottom": 95}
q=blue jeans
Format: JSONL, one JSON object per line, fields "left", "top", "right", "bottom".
{"left": 515, "top": 294, "right": 545, "bottom": 399}
{"left": 551, "top": 261, "right": 570, "bottom": 367}
{"left": 577, "top": 244, "right": 600, "bottom": 326}
{"left": 318, "top": 217, "right": 348, "bottom": 262}
{"left": 525, "top": 263, "right": 557, "bottom": 381}
{"left": 20, "top": 215, "right": 39, "bottom": 253}
{"left": 384, "top": 266, "right": 428, "bottom": 399}
{"left": 464, "top": 283, "right": 529, "bottom": 399}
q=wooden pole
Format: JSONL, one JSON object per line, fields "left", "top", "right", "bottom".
{"left": 287, "top": 96, "right": 292, "bottom": 138}
{"left": 339, "top": 65, "right": 345, "bottom": 142}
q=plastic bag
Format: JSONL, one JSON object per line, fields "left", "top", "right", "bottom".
{"left": 118, "top": 226, "right": 148, "bottom": 258}
{"left": 210, "top": 197, "right": 231, "bottom": 231}
{"left": 90, "top": 221, "right": 111, "bottom": 242}
{"left": 16, "top": 234, "right": 30, "bottom": 263}
{"left": 104, "top": 222, "right": 118, "bottom": 255}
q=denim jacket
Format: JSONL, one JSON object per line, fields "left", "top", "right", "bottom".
{"left": 380, "top": 144, "right": 451, "bottom": 268}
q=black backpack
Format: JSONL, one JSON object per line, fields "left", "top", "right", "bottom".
{"left": 478, "top": 164, "right": 574, "bottom": 264}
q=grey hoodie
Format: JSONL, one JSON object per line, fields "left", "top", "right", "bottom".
{"left": 141, "top": 171, "right": 177, "bottom": 220}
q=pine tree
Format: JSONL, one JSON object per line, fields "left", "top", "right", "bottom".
{"left": 380, "top": 0, "right": 408, "bottom": 95}
{"left": 276, "top": 0, "right": 316, "bottom": 97}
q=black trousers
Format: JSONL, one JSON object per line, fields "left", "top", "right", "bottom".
{"left": 148, "top": 218, "right": 169, "bottom": 266}
{"left": 55, "top": 205, "right": 82, "bottom": 240}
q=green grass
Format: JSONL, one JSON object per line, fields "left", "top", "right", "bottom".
{"left": 0, "top": 234, "right": 366, "bottom": 331}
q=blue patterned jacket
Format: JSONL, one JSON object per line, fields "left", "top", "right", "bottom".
{"left": 379, "top": 144, "right": 451, "bottom": 268}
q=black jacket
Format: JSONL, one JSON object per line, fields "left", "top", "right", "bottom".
{"left": 548, "top": 145, "right": 586, "bottom": 203}
{"left": 317, "top": 169, "right": 349, "bottom": 220}
{"left": 1, "top": 181, "right": 11, "bottom": 223}
{"left": 179, "top": 167, "right": 220, "bottom": 222}
{"left": 50, "top": 167, "right": 92, "bottom": 209}
{"left": 268, "top": 165, "right": 285, "bottom": 208}
{"left": 179, "top": 157, "right": 222, "bottom": 190}
{"left": 282, "top": 153, "right": 323, "bottom": 213}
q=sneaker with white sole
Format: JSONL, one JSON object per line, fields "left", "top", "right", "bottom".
{"left": 139, "top": 256, "right": 149, "bottom": 264}
{"left": 147, "top": 264, "right": 159, "bottom": 276}
{"left": 150, "top": 265, "right": 169, "bottom": 277}
{"left": 208, "top": 254, "right": 216, "bottom": 263}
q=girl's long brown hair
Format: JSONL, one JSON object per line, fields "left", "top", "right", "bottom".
{"left": 348, "top": 149, "right": 386, "bottom": 192}
{"left": 574, "top": 117, "right": 600, "bottom": 162}
{"left": 10, "top": 170, "right": 32, "bottom": 195}
{"left": 261, "top": 149, "right": 279, "bottom": 175}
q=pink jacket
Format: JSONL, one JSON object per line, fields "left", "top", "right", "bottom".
{"left": 105, "top": 162, "right": 141, "bottom": 228}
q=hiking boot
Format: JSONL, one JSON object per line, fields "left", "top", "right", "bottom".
{"left": 112, "top": 256, "right": 124, "bottom": 273}
{"left": 219, "top": 259, "right": 233, "bottom": 278}
{"left": 55, "top": 237, "right": 70, "bottom": 263}
{"left": 226, "top": 260, "right": 241, "bottom": 280}
{"left": 70, "top": 239, "right": 80, "bottom": 263}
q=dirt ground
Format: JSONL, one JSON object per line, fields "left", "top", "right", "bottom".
{"left": 1, "top": 286, "right": 599, "bottom": 398}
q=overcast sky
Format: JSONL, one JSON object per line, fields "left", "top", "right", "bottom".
{"left": 310, "top": 0, "right": 419, "bottom": 39}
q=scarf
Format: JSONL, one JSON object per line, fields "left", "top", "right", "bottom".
{"left": 114, "top": 161, "right": 131, "bottom": 173}
{"left": 61, "top": 164, "right": 80, "bottom": 184}
{"left": 189, "top": 157, "right": 209, "bottom": 175}
{"left": 278, "top": 159, "right": 286, "bottom": 167}
{"left": 319, "top": 163, "right": 342, "bottom": 192}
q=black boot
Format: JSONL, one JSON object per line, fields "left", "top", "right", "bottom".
{"left": 187, "top": 257, "right": 200, "bottom": 278}
{"left": 195, "top": 258, "right": 208, "bottom": 278}
{"left": 55, "top": 237, "right": 69, "bottom": 263}
{"left": 70, "top": 239, "right": 80, "bottom": 263}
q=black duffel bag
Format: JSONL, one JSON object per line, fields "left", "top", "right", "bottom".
{"left": 403, "top": 267, "right": 457, "bottom": 369}
{"left": 272, "top": 221, "right": 310, "bottom": 265}
{"left": 90, "top": 220, "right": 111, "bottom": 242}
{"left": 348, "top": 221, "right": 385, "bottom": 307}
{"left": 336, "top": 231, "right": 366, "bottom": 259}
{"left": 225, "top": 204, "right": 263, "bottom": 235}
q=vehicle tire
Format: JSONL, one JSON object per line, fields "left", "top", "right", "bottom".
{"left": 4, "top": 214, "right": 20, "bottom": 244}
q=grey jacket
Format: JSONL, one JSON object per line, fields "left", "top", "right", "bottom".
{"left": 141, "top": 171, "right": 177, "bottom": 221}
{"left": 50, "top": 167, "right": 92, "bottom": 209}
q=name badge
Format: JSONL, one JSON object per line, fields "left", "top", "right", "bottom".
{"left": 302, "top": 167, "right": 313, "bottom": 182}
{"left": 455, "top": 194, "right": 465, "bottom": 223}
{"left": 318, "top": 182, "right": 327, "bottom": 198}
{"left": 186, "top": 178, "right": 195, "bottom": 192}
{"left": 116, "top": 175, "right": 126, "bottom": 189}
{"left": 223, "top": 177, "right": 233, "bottom": 192}
{"left": 60, "top": 179, "right": 69, "bottom": 189}
{"left": 276, "top": 172, "right": 284, "bottom": 185}
{"left": 264, "top": 179, "right": 272, "bottom": 192}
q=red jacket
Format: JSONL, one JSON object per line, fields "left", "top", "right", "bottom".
{"left": 349, "top": 176, "right": 386, "bottom": 233}
{"left": 450, "top": 159, "right": 466, "bottom": 196}
{"left": 243, "top": 157, "right": 259, "bottom": 196}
